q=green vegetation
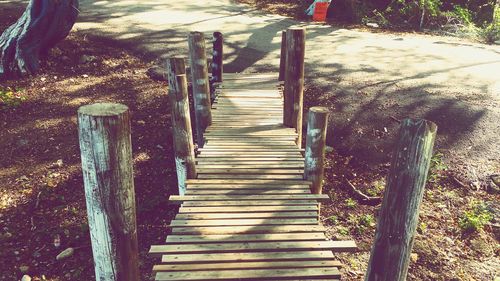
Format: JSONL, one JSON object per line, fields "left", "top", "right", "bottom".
{"left": 337, "top": 226, "right": 350, "bottom": 236}
{"left": 459, "top": 201, "right": 493, "bottom": 232}
{"left": 348, "top": 213, "right": 376, "bottom": 234}
{"left": 345, "top": 198, "right": 358, "bottom": 209}
{"left": 418, "top": 221, "right": 428, "bottom": 234}
{"left": 366, "top": 179, "right": 385, "bottom": 196}
{"left": 353, "top": 0, "right": 499, "bottom": 43}
{"left": 428, "top": 152, "right": 447, "bottom": 183}
{"left": 0, "top": 86, "right": 26, "bottom": 109}
{"left": 328, "top": 215, "right": 339, "bottom": 224}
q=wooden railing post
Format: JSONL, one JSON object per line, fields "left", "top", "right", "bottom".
{"left": 211, "top": 32, "right": 223, "bottom": 80}
{"left": 210, "top": 31, "right": 223, "bottom": 102}
{"left": 188, "top": 31, "right": 212, "bottom": 148}
{"left": 278, "top": 30, "right": 286, "bottom": 81}
{"left": 365, "top": 118, "right": 437, "bottom": 281}
{"left": 304, "top": 107, "right": 329, "bottom": 194}
{"left": 283, "top": 28, "right": 306, "bottom": 148}
{"left": 166, "top": 58, "right": 197, "bottom": 195}
{"left": 77, "top": 103, "right": 139, "bottom": 281}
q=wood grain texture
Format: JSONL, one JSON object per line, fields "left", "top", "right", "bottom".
{"left": 304, "top": 107, "right": 329, "bottom": 194}
{"left": 166, "top": 58, "right": 197, "bottom": 195}
{"left": 188, "top": 31, "right": 212, "bottom": 147}
{"left": 283, "top": 28, "right": 306, "bottom": 148}
{"left": 365, "top": 118, "right": 437, "bottom": 281}
{"left": 279, "top": 30, "right": 287, "bottom": 81}
{"left": 78, "top": 103, "right": 139, "bottom": 281}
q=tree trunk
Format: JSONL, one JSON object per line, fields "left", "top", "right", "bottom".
{"left": 0, "top": 0, "right": 79, "bottom": 79}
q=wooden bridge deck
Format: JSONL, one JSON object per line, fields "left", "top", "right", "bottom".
{"left": 149, "top": 73, "right": 357, "bottom": 281}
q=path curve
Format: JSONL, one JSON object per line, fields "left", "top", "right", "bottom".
{"left": 76, "top": 0, "right": 500, "bottom": 178}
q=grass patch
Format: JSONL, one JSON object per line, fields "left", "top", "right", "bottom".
{"left": 459, "top": 201, "right": 493, "bottom": 233}
{"left": 0, "top": 86, "right": 26, "bottom": 109}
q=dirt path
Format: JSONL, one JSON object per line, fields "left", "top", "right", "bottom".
{"left": 1, "top": 2, "right": 499, "bottom": 280}
{"left": 73, "top": 0, "right": 500, "bottom": 179}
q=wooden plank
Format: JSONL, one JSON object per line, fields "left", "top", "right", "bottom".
{"left": 186, "top": 184, "right": 309, "bottom": 189}
{"left": 169, "top": 194, "right": 329, "bottom": 203}
{"left": 151, "top": 240, "right": 356, "bottom": 255}
{"left": 160, "top": 250, "right": 334, "bottom": 263}
{"left": 207, "top": 124, "right": 284, "bottom": 128}
{"left": 199, "top": 148, "right": 303, "bottom": 152}
{"left": 168, "top": 218, "right": 318, "bottom": 227}
{"left": 196, "top": 158, "right": 304, "bottom": 162}
{"left": 197, "top": 169, "right": 303, "bottom": 174}
{"left": 185, "top": 189, "right": 310, "bottom": 195}
{"left": 197, "top": 174, "right": 304, "bottom": 179}
{"left": 153, "top": 260, "right": 341, "bottom": 272}
{"left": 185, "top": 179, "right": 311, "bottom": 185}
{"left": 165, "top": 233, "right": 326, "bottom": 244}
{"left": 198, "top": 155, "right": 303, "bottom": 159}
{"left": 212, "top": 112, "right": 283, "bottom": 116}
{"left": 155, "top": 267, "right": 341, "bottom": 280}
{"left": 178, "top": 205, "right": 318, "bottom": 213}
{"left": 204, "top": 132, "right": 297, "bottom": 137}
{"left": 198, "top": 152, "right": 302, "bottom": 156}
{"left": 204, "top": 142, "right": 297, "bottom": 146}
{"left": 204, "top": 136, "right": 297, "bottom": 139}
{"left": 195, "top": 164, "right": 305, "bottom": 169}
{"left": 175, "top": 212, "right": 318, "bottom": 220}
{"left": 181, "top": 201, "right": 318, "bottom": 207}
{"left": 169, "top": 225, "right": 326, "bottom": 235}
{"left": 197, "top": 161, "right": 304, "bottom": 169}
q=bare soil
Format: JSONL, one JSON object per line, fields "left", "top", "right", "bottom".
{"left": 1, "top": 2, "right": 499, "bottom": 281}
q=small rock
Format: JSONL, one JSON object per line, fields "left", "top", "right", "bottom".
{"left": 82, "top": 74, "right": 89, "bottom": 78}
{"left": 49, "top": 160, "right": 64, "bottom": 169}
{"left": 46, "top": 178, "right": 58, "bottom": 188}
{"left": 19, "top": 175, "right": 29, "bottom": 181}
{"left": 54, "top": 234, "right": 61, "bottom": 248}
{"left": 325, "top": 146, "right": 334, "bottom": 153}
{"left": 410, "top": 253, "right": 418, "bottom": 262}
{"left": 489, "top": 175, "right": 500, "bottom": 194}
{"left": 156, "top": 145, "right": 164, "bottom": 150}
{"left": 19, "top": 265, "right": 29, "bottom": 273}
{"left": 470, "top": 180, "right": 481, "bottom": 190}
{"left": 147, "top": 66, "right": 167, "bottom": 81}
{"left": 137, "top": 120, "right": 146, "bottom": 125}
{"left": 40, "top": 77, "right": 47, "bottom": 82}
{"left": 50, "top": 48, "right": 63, "bottom": 57}
{"left": 21, "top": 275, "right": 31, "bottom": 281}
{"left": 444, "top": 237, "right": 454, "bottom": 244}
{"left": 366, "top": 22, "right": 379, "bottom": 28}
{"left": 56, "top": 247, "right": 74, "bottom": 260}
{"left": 79, "top": 55, "right": 97, "bottom": 64}
{"left": 61, "top": 56, "right": 71, "bottom": 63}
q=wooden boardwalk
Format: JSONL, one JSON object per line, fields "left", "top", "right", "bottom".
{"left": 149, "top": 73, "right": 357, "bottom": 280}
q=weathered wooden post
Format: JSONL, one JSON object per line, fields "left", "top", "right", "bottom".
{"left": 166, "top": 58, "right": 196, "bottom": 195}
{"left": 211, "top": 32, "right": 223, "bottom": 82}
{"left": 210, "top": 32, "right": 223, "bottom": 102}
{"left": 365, "top": 118, "right": 437, "bottom": 281}
{"left": 78, "top": 103, "right": 139, "bottom": 281}
{"left": 278, "top": 30, "right": 286, "bottom": 81}
{"left": 304, "top": 107, "right": 329, "bottom": 194}
{"left": 283, "top": 27, "right": 305, "bottom": 148}
{"left": 188, "top": 31, "right": 212, "bottom": 148}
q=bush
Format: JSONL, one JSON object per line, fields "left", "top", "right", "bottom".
{"left": 459, "top": 201, "right": 493, "bottom": 232}
{"left": 0, "top": 87, "right": 26, "bottom": 109}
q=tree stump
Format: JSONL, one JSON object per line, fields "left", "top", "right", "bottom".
{"left": 0, "top": 0, "right": 79, "bottom": 79}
